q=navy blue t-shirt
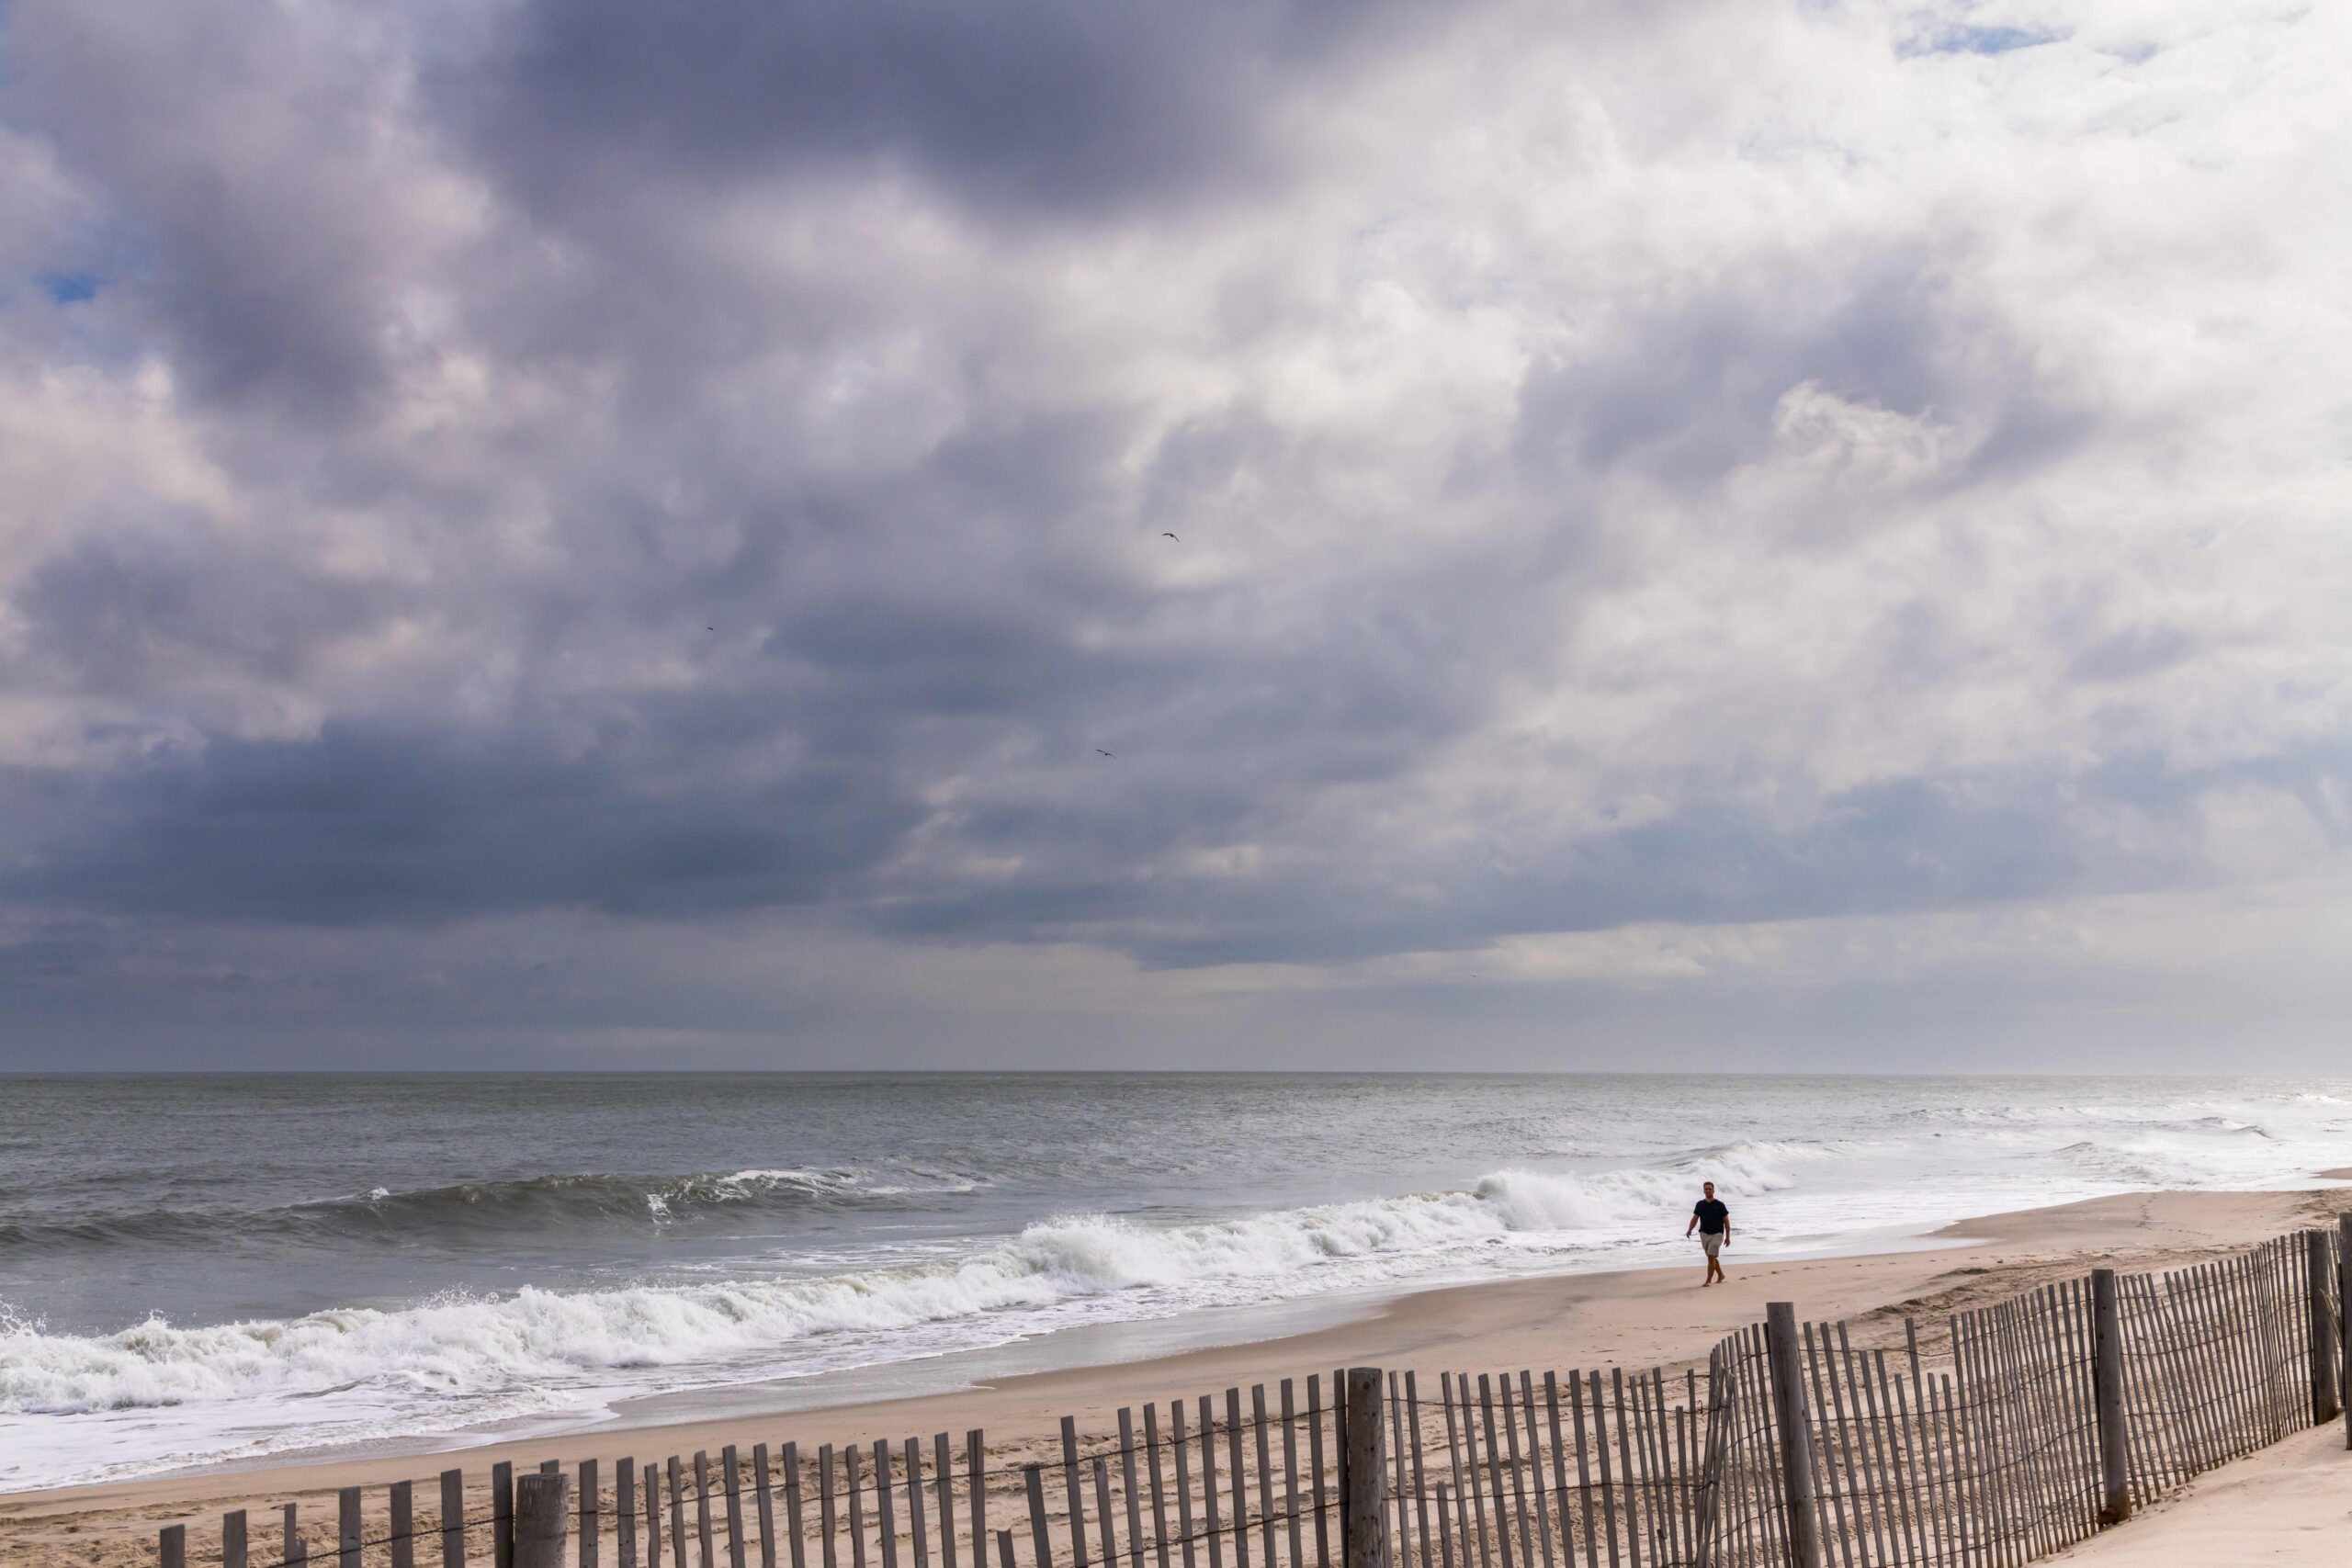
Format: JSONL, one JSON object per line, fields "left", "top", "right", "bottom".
{"left": 1693, "top": 1198, "right": 1729, "bottom": 1235}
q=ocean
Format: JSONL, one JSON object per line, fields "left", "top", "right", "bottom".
{"left": 2, "top": 1072, "right": 2346, "bottom": 1493}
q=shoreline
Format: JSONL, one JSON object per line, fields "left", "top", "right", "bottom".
{"left": 8, "top": 1182, "right": 2349, "bottom": 1565}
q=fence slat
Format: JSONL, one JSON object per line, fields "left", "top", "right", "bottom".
{"left": 1861, "top": 1345, "right": 1919, "bottom": 1568}
{"left": 1539, "top": 1376, "right": 1582, "bottom": 1568}
{"left": 2156, "top": 1272, "right": 2221, "bottom": 1474}
{"left": 1442, "top": 1376, "right": 1482, "bottom": 1568}
{"left": 392, "top": 1480, "right": 416, "bottom": 1568}
{"left": 1511, "top": 1374, "right": 1554, "bottom": 1568}
{"left": 909, "top": 1438, "right": 933, "bottom": 1568}
{"left": 2058, "top": 1282, "right": 2101, "bottom": 1536}
{"left": 1579, "top": 1372, "right": 1616, "bottom": 1568}
{"left": 2338, "top": 1214, "right": 2352, "bottom": 1448}
{"left": 846, "top": 1445, "right": 868, "bottom": 1568}
{"left": 1227, "top": 1388, "right": 1251, "bottom": 1568}
{"left": 1965, "top": 1311, "right": 2004, "bottom": 1568}
{"left": 1283, "top": 1381, "right": 1308, "bottom": 1568}
{"left": 621, "top": 1459, "right": 640, "bottom": 1568}
{"left": 1476, "top": 1375, "right": 1517, "bottom": 1568}
{"left": 1258, "top": 1385, "right": 1281, "bottom": 1568}
{"left": 938, "top": 1437, "right": 960, "bottom": 1568}
{"left": 1174, "top": 1400, "right": 1199, "bottom": 1568}
{"left": 786, "top": 1445, "right": 808, "bottom": 1568}
{"left": 718, "top": 1450, "right": 742, "bottom": 1568}
{"left": 1385, "top": 1375, "right": 1411, "bottom": 1568}
{"left": 1988, "top": 1300, "right": 2041, "bottom": 1562}
{"left": 876, "top": 1441, "right": 900, "bottom": 1568}
{"left": 1308, "top": 1378, "right": 1334, "bottom": 1568}
{"left": 1023, "top": 1468, "right": 1053, "bottom": 1568}
{"left": 1883, "top": 1372, "right": 1935, "bottom": 1568}
{"left": 1119, "top": 1409, "right": 1146, "bottom": 1568}
{"left": 819, "top": 1447, "right": 839, "bottom": 1568}
{"left": 1791, "top": 1329, "right": 1841, "bottom": 1568}
{"left": 646, "top": 1464, "right": 666, "bottom": 1568}
{"left": 581, "top": 1461, "right": 600, "bottom": 1568}
{"left": 1620, "top": 1373, "right": 1656, "bottom": 1568}
{"left": 967, "top": 1434, "right": 988, "bottom": 1568}
{"left": 1094, "top": 1457, "right": 1120, "bottom": 1568}
{"left": 1201, "top": 1394, "right": 1225, "bottom": 1568}
{"left": 1063, "top": 1417, "right": 1091, "bottom": 1568}
{"left": 755, "top": 1447, "right": 777, "bottom": 1568}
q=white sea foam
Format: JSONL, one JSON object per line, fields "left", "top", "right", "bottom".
{"left": 0, "top": 1164, "right": 1708, "bottom": 1432}
{"left": 9, "top": 1077, "right": 2350, "bottom": 1493}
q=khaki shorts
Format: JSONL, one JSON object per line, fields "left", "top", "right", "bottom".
{"left": 1700, "top": 1232, "right": 1724, "bottom": 1258}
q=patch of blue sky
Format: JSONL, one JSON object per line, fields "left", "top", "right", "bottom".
{"left": 40, "top": 270, "right": 103, "bottom": 304}
{"left": 1900, "top": 24, "right": 2060, "bottom": 59}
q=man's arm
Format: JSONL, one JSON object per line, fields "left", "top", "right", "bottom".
{"left": 1685, "top": 1209, "right": 1697, "bottom": 1236}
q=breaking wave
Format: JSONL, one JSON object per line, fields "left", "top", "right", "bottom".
{"left": 0, "top": 1168, "right": 984, "bottom": 1254}
{"left": 0, "top": 1157, "right": 1789, "bottom": 1418}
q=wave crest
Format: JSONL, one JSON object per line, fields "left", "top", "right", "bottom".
{"left": 0, "top": 1160, "right": 1753, "bottom": 1420}
{"left": 0, "top": 1167, "right": 983, "bottom": 1254}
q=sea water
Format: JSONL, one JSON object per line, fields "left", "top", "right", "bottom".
{"left": 2, "top": 1072, "right": 2346, "bottom": 1490}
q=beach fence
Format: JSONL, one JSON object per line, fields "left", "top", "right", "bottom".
{"left": 153, "top": 1215, "right": 2351, "bottom": 1568}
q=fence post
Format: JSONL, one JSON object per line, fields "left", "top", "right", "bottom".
{"left": 443, "top": 1470, "right": 469, "bottom": 1568}
{"left": 1763, "top": 1303, "right": 1824, "bottom": 1568}
{"left": 496, "top": 1461, "right": 517, "bottom": 1568}
{"left": 2339, "top": 1213, "right": 2351, "bottom": 1450}
{"left": 1342, "top": 1368, "right": 1390, "bottom": 1568}
{"left": 2090, "top": 1269, "right": 2131, "bottom": 1524}
{"left": 2306, "top": 1232, "right": 2342, "bottom": 1427}
{"left": 516, "top": 1473, "right": 571, "bottom": 1568}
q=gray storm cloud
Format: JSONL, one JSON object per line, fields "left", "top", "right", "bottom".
{"left": 2, "top": 0, "right": 2349, "bottom": 1068}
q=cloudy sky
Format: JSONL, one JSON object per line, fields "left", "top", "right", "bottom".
{"left": 2, "top": 0, "right": 2347, "bottom": 1071}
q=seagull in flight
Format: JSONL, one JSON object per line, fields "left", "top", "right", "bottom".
{"left": 1161, "top": 532, "right": 1179, "bottom": 540}
{"left": 1096, "top": 749, "right": 1115, "bottom": 758}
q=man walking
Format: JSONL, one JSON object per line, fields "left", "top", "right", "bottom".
{"left": 1686, "top": 1180, "right": 1730, "bottom": 1285}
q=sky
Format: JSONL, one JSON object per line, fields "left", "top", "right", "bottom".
{"left": 2, "top": 0, "right": 2349, "bottom": 1071}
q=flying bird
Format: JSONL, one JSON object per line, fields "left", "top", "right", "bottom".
{"left": 1096, "top": 749, "right": 1115, "bottom": 758}
{"left": 1161, "top": 532, "right": 1179, "bottom": 540}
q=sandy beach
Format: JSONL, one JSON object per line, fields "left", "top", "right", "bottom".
{"left": 8, "top": 1182, "right": 2347, "bottom": 1568}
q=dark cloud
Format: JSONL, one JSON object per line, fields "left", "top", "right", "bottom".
{"left": 893, "top": 760, "right": 2194, "bottom": 968}
{"left": 0, "top": 0, "right": 2344, "bottom": 1066}
{"left": 6, "top": 0, "right": 433, "bottom": 415}
{"left": 463, "top": 0, "right": 1430, "bottom": 218}
{"left": 6, "top": 722, "right": 922, "bottom": 924}
{"left": 12, "top": 530, "right": 392, "bottom": 699}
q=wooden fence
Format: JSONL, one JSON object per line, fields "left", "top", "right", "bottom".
{"left": 154, "top": 1216, "right": 2350, "bottom": 1568}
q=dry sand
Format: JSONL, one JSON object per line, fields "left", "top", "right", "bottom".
{"left": 6, "top": 1185, "right": 2348, "bottom": 1567}
{"left": 2050, "top": 1422, "right": 2352, "bottom": 1563}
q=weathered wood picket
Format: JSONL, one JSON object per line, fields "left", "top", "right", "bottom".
{"left": 153, "top": 1221, "right": 2348, "bottom": 1568}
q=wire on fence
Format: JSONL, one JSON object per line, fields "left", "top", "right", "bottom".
{"left": 156, "top": 1224, "right": 2351, "bottom": 1568}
